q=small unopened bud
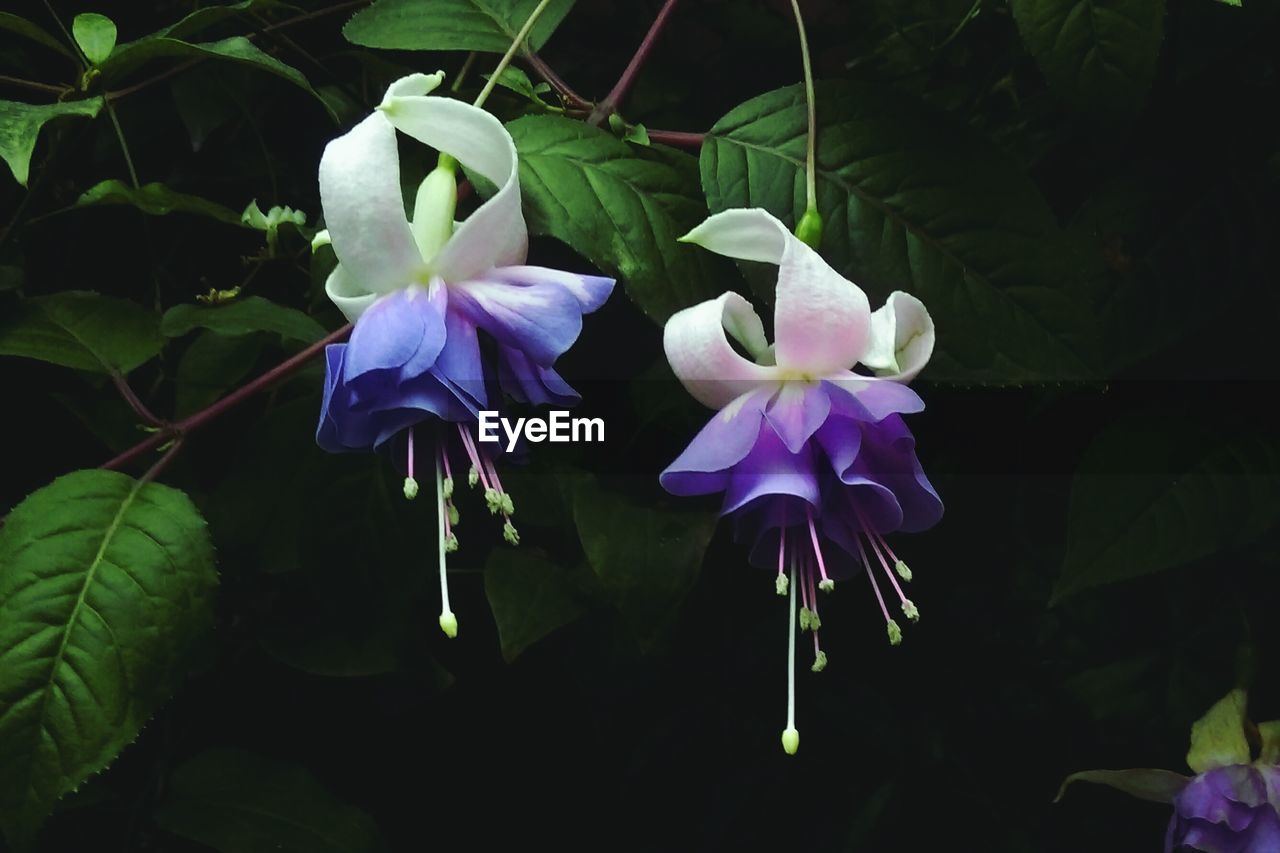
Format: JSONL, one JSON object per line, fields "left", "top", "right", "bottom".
{"left": 444, "top": 532, "right": 459, "bottom": 553}
{"left": 902, "top": 599, "right": 920, "bottom": 622}
{"left": 776, "top": 574, "right": 789, "bottom": 596}
{"left": 781, "top": 727, "right": 800, "bottom": 755}
{"left": 818, "top": 578, "right": 834, "bottom": 592}
{"left": 442, "top": 476, "right": 454, "bottom": 500}
{"left": 467, "top": 466, "right": 479, "bottom": 487}
{"left": 895, "top": 560, "right": 912, "bottom": 582}
{"left": 886, "top": 620, "right": 903, "bottom": 646}
{"left": 503, "top": 520, "right": 520, "bottom": 545}
{"left": 403, "top": 477, "right": 419, "bottom": 500}
{"left": 811, "top": 651, "right": 828, "bottom": 673}
{"left": 795, "top": 206, "right": 823, "bottom": 249}
{"left": 439, "top": 611, "right": 458, "bottom": 638}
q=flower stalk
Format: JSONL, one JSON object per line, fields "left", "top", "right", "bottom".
{"left": 474, "top": 0, "right": 558, "bottom": 109}
{"left": 789, "top": 0, "right": 822, "bottom": 248}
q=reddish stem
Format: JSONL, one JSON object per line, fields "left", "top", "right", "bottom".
{"left": 646, "top": 129, "right": 705, "bottom": 149}
{"left": 524, "top": 51, "right": 591, "bottom": 109}
{"left": 102, "top": 324, "right": 352, "bottom": 472}
{"left": 111, "top": 373, "right": 165, "bottom": 428}
{"left": 588, "top": 0, "right": 681, "bottom": 126}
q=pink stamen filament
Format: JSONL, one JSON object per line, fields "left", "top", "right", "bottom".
{"left": 799, "top": 549, "right": 812, "bottom": 615}
{"left": 777, "top": 526, "right": 787, "bottom": 580}
{"left": 457, "top": 424, "right": 493, "bottom": 491}
{"left": 855, "top": 507, "right": 909, "bottom": 604}
{"left": 869, "top": 526, "right": 901, "bottom": 564}
{"left": 439, "top": 432, "right": 454, "bottom": 483}
{"left": 406, "top": 426, "right": 415, "bottom": 481}
{"left": 853, "top": 533, "right": 892, "bottom": 624}
{"left": 805, "top": 507, "right": 831, "bottom": 585}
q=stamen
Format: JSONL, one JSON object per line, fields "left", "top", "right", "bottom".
{"left": 775, "top": 527, "right": 789, "bottom": 596}
{"left": 457, "top": 424, "right": 489, "bottom": 490}
{"left": 853, "top": 532, "right": 895, "bottom": 642}
{"left": 483, "top": 455, "right": 515, "bottom": 516}
{"left": 857, "top": 508, "right": 918, "bottom": 623}
{"left": 403, "top": 427, "right": 419, "bottom": 499}
{"left": 798, "top": 555, "right": 813, "bottom": 631}
{"left": 805, "top": 562, "right": 821, "bottom": 632}
{"left": 436, "top": 450, "right": 457, "bottom": 639}
{"left": 805, "top": 507, "right": 834, "bottom": 591}
{"left": 870, "top": 526, "right": 912, "bottom": 583}
{"left": 781, "top": 551, "right": 800, "bottom": 756}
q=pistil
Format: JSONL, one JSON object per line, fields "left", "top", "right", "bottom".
{"left": 436, "top": 450, "right": 457, "bottom": 638}
{"left": 781, "top": 552, "right": 800, "bottom": 756}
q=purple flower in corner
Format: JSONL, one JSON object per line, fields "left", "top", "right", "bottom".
{"left": 313, "top": 72, "right": 614, "bottom": 637}
{"left": 658, "top": 207, "right": 942, "bottom": 753}
{"left": 1059, "top": 689, "right": 1280, "bottom": 853}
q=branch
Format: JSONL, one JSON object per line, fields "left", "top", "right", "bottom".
{"left": 0, "top": 75, "right": 70, "bottom": 97}
{"left": 102, "top": 324, "right": 351, "bottom": 472}
{"left": 646, "top": 129, "right": 704, "bottom": 149}
{"left": 587, "top": 0, "right": 680, "bottom": 126}
{"left": 111, "top": 373, "right": 165, "bottom": 428}
{"left": 524, "top": 51, "right": 590, "bottom": 109}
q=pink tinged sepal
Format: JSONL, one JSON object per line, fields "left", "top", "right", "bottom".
{"left": 862, "top": 291, "right": 935, "bottom": 383}
{"left": 663, "top": 292, "right": 778, "bottom": 410}
{"left": 680, "top": 208, "right": 872, "bottom": 375}
{"left": 1054, "top": 769, "right": 1191, "bottom": 805}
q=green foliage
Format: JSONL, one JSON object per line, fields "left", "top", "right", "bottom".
{"left": 1055, "top": 418, "right": 1280, "bottom": 602}
{"left": 1010, "top": 0, "right": 1166, "bottom": 124}
{"left": 161, "top": 296, "right": 326, "bottom": 343}
{"left": 0, "top": 12, "right": 74, "bottom": 57}
{"left": 153, "top": 749, "right": 382, "bottom": 853}
{"left": 0, "top": 98, "right": 103, "bottom": 187}
{"left": 71, "top": 13, "right": 117, "bottom": 65}
{"left": 701, "top": 81, "right": 1098, "bottom": 383}
{"left": 76, "top": 179, "right": 245, "bottom": 225}
{"left": 0, "top": 291, "right": 162, "bottom": 374}
{"left": 484, "top": 549, "right": 591, "bottom": 661}
{"left": 506, "top": 115, "right": 724, "bottom": 322}
{"left": 174, "top": 330, "right": 266, "bottom": 416}
{"left": 0, "top": 471, "right": 217, "bottom": 847}
{"left": 345, "top": 0, "right": 577, "bottom": 53}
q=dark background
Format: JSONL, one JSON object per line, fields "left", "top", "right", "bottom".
{"left": 3, "top": 0, "right": 1279, "bottom": 850}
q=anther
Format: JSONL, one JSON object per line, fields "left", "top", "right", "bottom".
{"left": 503, "top": 520, "right": 520, "bottom": 545}
{"left": 886, "top": 619, "right": 903, "bottom": 646}
{"left": 811, "top": 651, "right": 828, "bottom": 673}
{"left": 403, "top": 477, "right": 419, "bottom": 500}
{"left": 902, "top": 599, "right": 920, "bottom": 622}
{"left": 895, "top": 559, "right": 912, "bottom": 582}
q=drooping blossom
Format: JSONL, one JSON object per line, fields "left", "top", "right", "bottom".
{"left": 658, "top": 208, "right": 942, "bottom": 753}
{"left": 313, "top": 72, "right": 614, "bottom": 637}
{"left": 1059, "top": 689, "right": 1280, "bottom": 853}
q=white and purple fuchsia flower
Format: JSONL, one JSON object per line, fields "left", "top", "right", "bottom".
{"left": 313, "top": 72, "right": 614, "bottom": 638}
{"left": 659, "top": 207, "right": 942, "bottom": 754}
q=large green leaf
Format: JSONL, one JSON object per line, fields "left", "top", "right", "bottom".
{"left": 153, "top": 749, "right": 382, "bottom": 853}
{"left": 77, "top": 179, "right": 244, "bottom": 226}
{"left": 0, "top": 471, "right": 218, "bottom": 846}
{"left": 344, "top": 0, "right": 576, "bottom": 53}
{"left": 1011, "top": 0, "right": 1165, "bottom": 123}
{"left": 572, "top": 476, "right": 717, "bottom": 651}
{"left": 0, "top": 291, "right": 162, "bottom": 374}
{"left": 701, "top": 81, "right": 1098, "bottom": 383}
{"left": 98, "top": 36, "right": 333, "bottom": 119}
{"left": 1053, "top": 418, "right": 1280, "bottom": 602}
{"left": 162, "top": 296, "right": 326, "bottom": 343}
{"left": 484, "top": 549, "right": 591, "bottom": 662}
{"left": 0, "top": 12, "right": 75, "bottom": 57}
{"left": 0, "top": 98, "right": 103, "bottom": 187}
{"left": 506, "top": 115, "right": 724, "bottom": 323}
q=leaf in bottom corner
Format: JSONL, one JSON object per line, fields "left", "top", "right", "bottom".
{"left": 0, "top": 470, "right": 218, "bottom": 847}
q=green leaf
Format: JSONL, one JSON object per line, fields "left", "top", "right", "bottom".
{"left": 162, "top": 296, "right": 327, "bottom": 343}
{"left": 76, "top": 179, "right": 244, "bottom": 225}
{"left": 98, "top": 36, "right": 334, "bottom": 120}
{"left": 1054, "top": 418, "right": 1280, "bottom": 602}
{"left": 1213, "top": 0, "right": 1242, "bottom": 5}
{"left": 484, "top": 549, "right": 591, "bottom": 662}
{"left": 174, "top": 331, "right": 265, "bottom": 417}
{"left": 152, "top": 0, "right": 274, "bottom": 41}
{"left": 0, "top": 98, "right": 103, "bottom": 187}
{"left": 505, "top": 115, "right": 725, "bottom": 323}
{"left": 0, "top": 471, "right": 218, "bottom": 846}
{"left": 72, "top": 13, "right": 116, "bottom": 65}
{"left": 1010, "top": 0, "right": 1166, "bottom": 123}
{"left": 1054, "top": 769, "right": 1189, "bottom": 804}
{"left": 483, "top": 66, "right": 553, "bottom": 107}
{"left": 701, "top": 81, "right": 1099, "bottom": 383}
{"left": 153, "top": 749, "right": 382, "bottom": 853}
{"left": 0, "top": 12, "right": 75, "bottom": 57}
{"left": 1187, "top": 689, "right": 1251, "bottom": 773}
{"left": 344, "top": 0, "right": 576, "bottom": 53}
{"left": 0, "top": 291, "right": 162, "bottom": 374}
{"left": 571, "top": 476, "right": 717, "bottom": 651}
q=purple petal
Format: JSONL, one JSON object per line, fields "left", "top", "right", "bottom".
{"left": 821, "top": 415, "right": 943, "bottom": 534}
{"left": 343, "top": 284, "right": 447, "bottom": 382}
{"left": 498, "top": 344, "right": 580, "bottom": 406}
{"left": 434, "top": 306, "right": 488, "bottom": 409}
{"left": 451, "top": 273, "right": 585, "bottom": 364}
{"left": 486, "top": 265, "right": 615, "bottom": 314}
{"left": 764, "top": 383, "right": 831, "bottom": 453}
{"left": 722, "top": 426, "right": 819, "bottom": 515}
{"left": 824, "top": 376, "right": 924, "bottom": 422}
{"left": 659, "top": 391, "right": 770, "bottom": 497}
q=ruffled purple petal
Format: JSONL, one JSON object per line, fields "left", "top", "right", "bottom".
{"left": 764, "top": 382, "right": 831, "bottom": 453}
{"left": 821, "top": 414, "right": 943, "bottom": 534}
{"left": 824, "top": 376, "right": 924, "bottom": 422}
{"left": 498, "top": 344, "right": 580, "bottom": 406}
{"left": 433, "top": 305, "right": 488, "bottom": 410}
{"left": 659, "top": 390, "right": 770, "bottom": 497}
{"left": 722, "top": 426, "right": 819, "bottom": 515}
{"left": 451, "top": 273, "right": 586, "bottom": 365}
{"left": 1166, "top": 766, "right": 1280, "bottom": 853}
{"left": 486, "top": 265, "right": 615, "bottom": 314}
{"left": 343, "top": 283, "right": 447, "bottom": 382}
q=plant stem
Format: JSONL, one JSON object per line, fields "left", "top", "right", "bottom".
{"left": 790, "top": 0, "right": 818, "bottom": 216}
{"left": 0, "top": 75, "right": 70, "bottom": 96}
{"left": 102, "top": 98, "right": 140, "bottom": 188}
{"left": 524, "top": 51, "right": 590, "bottom": 108}
{"left": 646, "top": 129, "right": 704, "bottom": 149}
{"left": 101, "top": 324, "right": 352, "bottom": 472}
{"left": 588, "top": 0, "right": 680, "bottom": 126}
{"left": 111, "top": 373, "right": 165, "bottom": 428}
{"left": 452, "top": 52, "right": 478, "bottom": 92}
{"left": 474, "top": 0, "right": 557, "bottom": 109}
{"left": 139, "top": 438, "right": 184, "bottom": 485}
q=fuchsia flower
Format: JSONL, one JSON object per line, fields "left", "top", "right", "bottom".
{"left": 659, "top": 208, "right": 942, "bottom": 753}
{"left": 314, "top": 73, "right": 614, "bottom": 637}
